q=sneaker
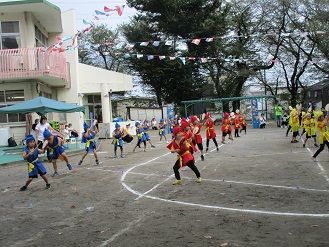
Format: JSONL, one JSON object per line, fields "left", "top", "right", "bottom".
{"left": 293, "top": 140, "right": 299, "bottom": 143}
{"left": 52, "top": 171, "right": 58, "bottom": 177}
{"left": 166, "top": 141, "right": 169, "bottom": 144}
{"left": 67, "top": 164, "right": 72, "bottom": 170}
{"left": 221, "top": 141, "right": 226, "bottom": 144}
{"left": 229, "top": 137, "right": 234, "bottom": 140}
{"left": 216, "top": 147, "right": 219, "bottom": 151}
{"left": 196, "top": 177, "right": 202, "bottom": 183}
{"left": 78, "top": 160, "right": 83, "bottom": 165}
{"left": 206, "top": 147, "right": 209, "bottom": 152}
{"left": 46, "top": 183, "right": 51, "bottom": 189}
{"left": 172, "top": 180, "right": 182, "bottom": 185}
{"left": 314, "top": 143, "right": 319, "bottom": 147}
{"left": 201, "top": 155, "right": 204, "bottom": 161}
{"left": 303, "top": 143, "right": 305, "bottom": 148}
{"left": 121, "top": 154, "right": 125, "bottom": 158}
{"left": 114, "top": 154, "right": 117, "bottom": 158}
{"left": 144, "top": 149, "right": 147, "bottom": 152}
{"left": 151, "top": 145, "right": 156, "bottom": 148}
{"left": 20, "top": 186, "right": 27, "bottom": 191}
{"left": 95, "top": 159, "right": 99, "bottom": 165}
{"left": 311, "top": 156, "right": 318, "bottom": 162}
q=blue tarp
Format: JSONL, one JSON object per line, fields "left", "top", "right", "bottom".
{"left": 0, "top": 96, "right": 84, "bottom": 115}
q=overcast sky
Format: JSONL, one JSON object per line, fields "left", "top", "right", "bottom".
{"left": 50, "top": 0, "right": 136, "bottom": 30}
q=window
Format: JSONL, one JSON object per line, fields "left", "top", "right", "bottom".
{"left": 0, "top": 21, "right": 20, "bottom": 50}
{"left": 35, "top": 25, "right": 48, "bottom": 47}
{"left": 0, "top": 90, "right": 25, "bottom": 123}
{"left": 314, "top": 91, "right": 318, "bottom": 98}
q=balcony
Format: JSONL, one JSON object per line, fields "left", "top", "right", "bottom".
{"left": 0, "top": 48, "right": 70, "bottom": 88}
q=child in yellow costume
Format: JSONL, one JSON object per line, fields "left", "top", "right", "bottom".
{"left": 311, "top": 111, "right": 329, "bottom": 162}
{"left": 290, "top": 107, "right": 300, "bottom": 143}
{"left": 302, "top": 113, "right": 318, "bottom": 147}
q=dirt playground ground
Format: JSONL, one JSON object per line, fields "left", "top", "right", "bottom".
{"left": 1, "top": 124, "right": 329, "bottom": 247}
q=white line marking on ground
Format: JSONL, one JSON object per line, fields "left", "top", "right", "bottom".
{"left": 97, "top": 214, "right": 147, "bottom": 247}
{"left": 122, "top": 180, "right": 329, "bottom": 218}
{"left": 306, "top": 146, "right": 329, "bottom": 183}
{"left": 120, "top": 144, "right": 329, "bottom": 217}
{"left": 243, "top": 151, "right": 304, "bottom": 157}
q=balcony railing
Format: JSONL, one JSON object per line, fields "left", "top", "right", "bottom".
{"left": 0, "top": 47, "right": 70, "bottom": 87}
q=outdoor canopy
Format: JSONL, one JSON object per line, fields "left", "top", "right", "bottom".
{"left": 0, "top": 96, "right": 85, "bottom": 115}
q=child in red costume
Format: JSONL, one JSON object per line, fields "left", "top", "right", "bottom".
{"left": 203, "top": 112, "right": 219, "bottom": 151}
{"left": 233, "top": 114, "right": 241, "bottom": 138}
{"left": 180, "top": 118, "right": 197, "bottom": 154}
{"left": 239, "top": 111, "right": 247, "bottom": 134}
{"left": 221, "top": 112, "right": 233, "bottom": 144}
{"left": 190, "top": 115, "right": 205, "bottom": 161}
{"left": 167, "top": 126, "right": 202, "bottom": 185}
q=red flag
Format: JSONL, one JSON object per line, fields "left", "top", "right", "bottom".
{"left": 191, "top": 38, "right": 201, "bottom": 45}
{"left": 115, "top": 5, "right": 124, "bottom": 16}
{"left": 104, "top": 6, "right": 112, "bottom": 12}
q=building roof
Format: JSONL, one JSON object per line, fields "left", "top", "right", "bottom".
{"left": 0, "top": 0, "right": 62, "bottom": 32}
{"left": 311, "top": 79, "right": 329, "bottom": 90}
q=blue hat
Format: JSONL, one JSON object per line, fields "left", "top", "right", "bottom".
{"left": 160, "top": 118, "right": 164, "bottom": 122}
{"left": 43, "top": 128, "right": 52, "bottom": 139}
{"left": 26, "top": 135, "right": 35, "bottom": 144}
{"left": 83, "top": 122, "right": 90, "bottom": 131}
{"left": 115, "top": 122, "right": 120, "bottom": 128}
{"left": 135, "top": 121, "right": 140, "bottom": 127}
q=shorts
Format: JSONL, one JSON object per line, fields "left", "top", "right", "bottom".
{"left": 306, "top": 134, "right": 316, "bottom": 138}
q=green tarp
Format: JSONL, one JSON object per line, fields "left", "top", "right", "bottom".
{"left": 0, "top": 96, "right": 84, "bottom": 115}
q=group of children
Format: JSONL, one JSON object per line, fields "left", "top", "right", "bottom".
{"left": 20, "top": 112, "right": 248, "bottom": 190}
{"left": 286, "top": 104, "right": 329, "bottom": 162}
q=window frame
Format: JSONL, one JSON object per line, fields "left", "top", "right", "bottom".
{"left": 0, "top": 20, "right": 21, "bottom": 50}
{"left": 0, "top": 90, "right": 26, "bottom": 124}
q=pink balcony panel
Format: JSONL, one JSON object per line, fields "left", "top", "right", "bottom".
{"left": 0, "top": 48, "right": 70, "bottom": 88}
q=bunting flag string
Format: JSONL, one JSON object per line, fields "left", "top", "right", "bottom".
{"left": 91, "top": 50, "right": 329, "bottom": 66}
{"left": 41, "top": 4, "right": 126, "bottom": 53}
{"left": 96, "top": 51, "right": 279, "bottom": 64}
{"left": 122, "top": 30, "right": 327, "bottom": 50}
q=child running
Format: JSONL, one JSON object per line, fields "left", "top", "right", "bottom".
{"left": 78, "top": 122, "right": 99, "bottom": 166}
{"left": 43, "top": 129, "right": 72, "bottom": 177}
{"left": 112, "top": 122, "right": 124, "bottom": 158}
{"left": 311, "top": 111, "right": 329, "bottom": 161}
{"left": 158, "top": 118, "right": 168, "bottom": 143}
{"left": 167, "top": 126, "right": 202, "bottom": 185}
{"left": 133, "top": 121, "right": 147, "bottom": 152}
{"left": 142, "top": 120, "right": 156, "bottom": 148}
{"left": 20, "top": 135, "right": 50, "bottom": 191}
{"left": 221, "top": 112, "right": 233, "bottom": 144}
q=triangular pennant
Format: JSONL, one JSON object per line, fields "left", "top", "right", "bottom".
{"left": 153, "top": 41, "right": 160, "bottom": 46}
{"left": 191, "top": 38, "right": 201, "bottom": 45}
{"left": 104, "top": 6, "right": 112, "bottom": 12}
{"left": 165, "top": 40, "right": 173, "bottom": 46}
{"left": 115, "top": 5, "right": 125, "bottom": 16}
{"left": 180, "top": 57, "right": 186, "bottom": 64}
{"left": 147, "top": 55, "right": 154, "bottom": 60}
{"left": 140, "top": 42, "right": 149, "bottom": 46}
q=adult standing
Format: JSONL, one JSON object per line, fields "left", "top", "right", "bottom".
{"left": 274, "top": 102, "right": 283, "bottom": 128}
{"left": 35, "top": 116, "right": 55, "bottom": 161}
